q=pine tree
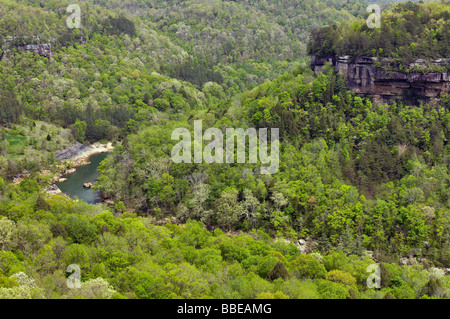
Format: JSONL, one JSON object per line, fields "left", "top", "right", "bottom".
{"left": 318, "top": 228, "right": 332, "bottom": 253}
{"left": 267, "top": 262, "right": 289, "bottom": 281}
{"left": 353, "top": 233, "right": 365, "bottom": 256}
{"left": 339, "top": 226, "right": 355, "bottom": 255}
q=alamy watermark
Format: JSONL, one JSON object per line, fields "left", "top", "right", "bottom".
{"left": 366, "top": 4, "right": 381, "bottom": 29}
{"left": 66, "top": 4, "right": 81, "bottom": 29}
{"left": 171, "top": 120, "right": 280, "bottom": 174}
{"left": 66, "top": 264, "right": 81, "bottom": 288}
{"left": 366, "top": 263, "right": 381, "bottom": 288}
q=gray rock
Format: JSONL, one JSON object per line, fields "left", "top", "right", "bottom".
{"left": 46, "top": 184, "right": 60, "bottom": 192}
{"left": 83, "top": 181, "right": 94, "bottom": 188}
{"left": 311, "top": 54, "right": 450, "bottom": 104}
{"left": 55, "top": 142, "right": 90, "bottom": 161}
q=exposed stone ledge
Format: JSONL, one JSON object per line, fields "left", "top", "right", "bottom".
{"left": 1, "top": 38, "right": 53, "bottom": 59}
{"left": 311, "top": 54, "right": 450, "bottom": 104}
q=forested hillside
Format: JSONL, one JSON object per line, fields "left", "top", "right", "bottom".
{"left": 95, "top": 63, "right": 450, "bottom": 264}
{"left": 308, "top": 0, "right": 449, "bottom": 69}
{"left": 0, "top": 0, "right": 378, "bottom": 169}
{"left": 0, "top": 0, "right": 449, "bottom": 300}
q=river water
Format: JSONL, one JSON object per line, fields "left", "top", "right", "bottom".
{"left": 56, "top": 152, "right": 109, "bottom": 204}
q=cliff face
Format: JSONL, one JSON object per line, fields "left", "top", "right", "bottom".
{"left": 2, "top": 36, "right": 53, "bottom": 59}
{"left": 17, "top": 43, "right": 53, "bottom": 58}
{"left": 311, "top": 55, "right": 450, "bottom": 104}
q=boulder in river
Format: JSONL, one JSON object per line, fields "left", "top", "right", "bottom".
{"left": 65, "top": 168, "right": 76, "bottom": 175}
{"left": 83, "top": 181, "right": 94, "bottom": 188}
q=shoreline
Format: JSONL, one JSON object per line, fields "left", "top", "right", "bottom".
{"left": 43, "top": 142, "right": 115, "bottom": 194}
{"left": 68, "top": 142, "right": 114, "bottom": 168}
{"left": 10, "top": 140, "right": 114, "bottom": 205}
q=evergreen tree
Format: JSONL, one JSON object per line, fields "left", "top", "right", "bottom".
{"left": 267, "top": 262, "right": 289, "bottom": 281}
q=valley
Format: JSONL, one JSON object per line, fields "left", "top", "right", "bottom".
{"left": 0, "top": 0, "right": 448, "bottom": 300}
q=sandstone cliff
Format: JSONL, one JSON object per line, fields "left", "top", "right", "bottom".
{"left": 1, "top": 36, "right": 54, "bottom": 59}
{"left": 17, "top": 43, "right": 53, "bottom": 58}
{"left": 311, "top": 55, "right": 450, "bottom": 104}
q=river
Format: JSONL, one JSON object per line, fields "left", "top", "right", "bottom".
{"left": 56, "top": 152, "right": 109, "bottom": 204}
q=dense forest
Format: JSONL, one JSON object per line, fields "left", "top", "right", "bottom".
{"left": 308, "top": 0, "right": 450, "bottom": 70}
{"left": 0, "top": 0, "right": 449, "bottom": 299}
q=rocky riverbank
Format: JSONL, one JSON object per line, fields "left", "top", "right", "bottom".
{"left": 41, "top": 142, "right": 114, "bottom": 195}
{"left": 54, "top": 142, "right": 114, "bottom": 167}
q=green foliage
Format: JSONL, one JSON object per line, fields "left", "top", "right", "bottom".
{"left": 291, "top": 255, "right": 327, "bottom": 279}
{"left": 315, "top": 279, "right": 350, "bottom": 299}
{"left": 0, "top": 274, "right": 19, "bottom": 288}
{"left": 0, "top": 0, "right": 448, "bottom": 300}
{"left": 277, "top": 278, "right": 321, "bottom": 299}
{"left": 135, "top": 273, "right": 167, "bottom": 299}
{"left": 63, "top": 214, "right": 97, "bottom": 244}
{"left": 0, "top": 251, "right": 25, "bottom": 276}
{"left": 18, "top": 180, "right": 40, "bottom": 194}
{"left": 267, "top": 261, "right": 289, "bottom": 281}
{"left": 72, "top": 119, "right": 87, "bottom": 144}
{"left": 325, "top": 270, "right": 357, "bottom": 288}
{"left": 0, "top": 180, "right": 448, "bottom": 299}
{"left": 179, "top": 219, "right": 211, "bottom": 249}
{"left": 309, "top": 2, "right": 449, "bottom": 67}
{"left": 62, "top": 244, "right": 89, "bottom": 272}
{"left": 101, "top": 16, "right": 136, "bottom": 37}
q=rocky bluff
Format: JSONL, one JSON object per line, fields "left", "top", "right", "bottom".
{"left": 1, "top": 36, "right": 53, "bottom": 59}
{"left": 311, "top": 55, "right": 450, "bottom": 104}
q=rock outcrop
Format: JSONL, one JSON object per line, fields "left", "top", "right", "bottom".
{"left": 55, "top": 142, "right": 91, "bottom": 161}
{"left": 17, "top": 43, "right": 53, "bottom": 58}
{"left": 311, "top": 55, "right": 450, "bottom": 104}
{"left": 2, "top": 35, "right": 87, "bottom": 60}
{"left": 46, "top": 184, "right": 62, "bottom": 195}
{"left": 1, "top": 36, "right": 54, "bottom": 59}
{"left": 297, "top": 238, "right": 317, "bottom": 254}
{"left": 83, "top": 181, "right": 94, "bottom": 189}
